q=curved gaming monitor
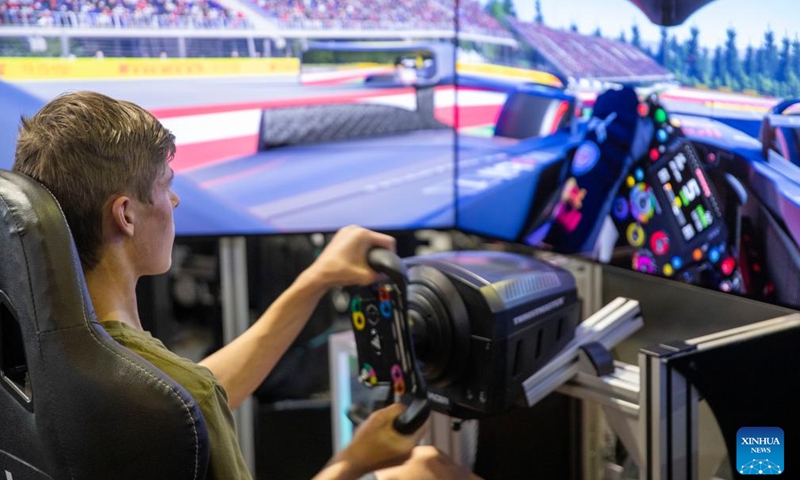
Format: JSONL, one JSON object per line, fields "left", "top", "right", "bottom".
{"left": 454, "top": 0, "right": 800, "bottom": 309}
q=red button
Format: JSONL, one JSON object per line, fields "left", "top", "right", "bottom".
{"left": 721, "top": 257, "right": 736, "bottom": 276}
{"left": 650, "top": 231, "right": 669, "bottom": 255}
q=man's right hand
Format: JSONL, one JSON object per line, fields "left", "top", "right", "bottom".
{"left": 302, "top": 225, "right": 397, "bottom": 289}
{"left": 344, "top": 402, "right": 427, "bottom": 472}
{"left": 313, "top": 403, "right": 426, "bottom": 480}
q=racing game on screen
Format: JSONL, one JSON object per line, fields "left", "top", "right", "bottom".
{"left": 454, "top": 0, "right": 800, "bottom": 308}
{"left": 0, "top": 3, "right": 461, "bottom": 235}
{"left": 4, "top": 0, "right": 800, "bottom": 307}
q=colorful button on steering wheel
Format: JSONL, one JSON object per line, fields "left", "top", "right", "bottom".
{"left": 630, "top": 184, "right": 655, "bottom": 224}
{"left": 361, "top": 363, "right": 378, "bottom": 386}
{"left": 632, "top": 251, "right": 656, "bottom": 274}
{"left": 626, "top": 223, "right": 646, "bottom": 248}
{"left": 613, "top": 197, "right": 629, "bottom": 221}
{"left": 350, "top": 296, "right": 366, "bottom": 330}
{"left": 650, "top": 231, "right": 669, "bottom": 256}
{"left": 390, "top": 364, "right": 405, "bottom": 396}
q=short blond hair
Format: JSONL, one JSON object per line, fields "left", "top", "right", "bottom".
{"left": 13, "top": 91, "right": 176, "bottom": 271}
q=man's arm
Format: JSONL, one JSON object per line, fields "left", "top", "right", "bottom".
{"left": 199, "top": 225, "right": 396, "bottom": 409}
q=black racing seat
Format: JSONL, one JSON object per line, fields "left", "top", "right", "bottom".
{"left": 0, "top": 170, "right": 209, "bottom": 480}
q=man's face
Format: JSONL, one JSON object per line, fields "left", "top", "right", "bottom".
{"left": 133, "top": 166, "right": 180, "bottom": 276}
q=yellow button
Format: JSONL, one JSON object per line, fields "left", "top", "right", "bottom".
{"left": 626, "top": 223, "right": 646, "bottom": 247}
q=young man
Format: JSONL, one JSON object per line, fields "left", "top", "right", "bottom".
{"left": 13, "top": 91, "right": 479, "bottom": 480}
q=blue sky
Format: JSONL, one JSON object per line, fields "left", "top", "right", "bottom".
{"left": 490, "top": 0, "right": 800, "bottom": 49}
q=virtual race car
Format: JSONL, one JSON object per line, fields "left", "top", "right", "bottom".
{"left": 457, "top": 77, "right": 800, "bottom": 309}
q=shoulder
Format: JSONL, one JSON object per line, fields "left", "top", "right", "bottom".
{"left": 102, "top": 321, "right": 219, "bottom": 402}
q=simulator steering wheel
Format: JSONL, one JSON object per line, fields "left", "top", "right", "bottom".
{"left": 347, "top": 248, "right": 430, "bottom": 435}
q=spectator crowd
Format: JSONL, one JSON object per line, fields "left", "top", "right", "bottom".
{"left": 251, "top": 0, "right": 511, "bottom": 38}
{"left": 0, "top": 0, "right": 511, "bottom": 38}
{"left": 0, "top": 0, "right": 250, "bottom": 28}
{"left": 507, "top": 17, "right": 671, "bottom": 82}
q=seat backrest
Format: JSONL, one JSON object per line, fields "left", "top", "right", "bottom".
{"left": 0, "top": 170, "right": 209, "bottom": 480}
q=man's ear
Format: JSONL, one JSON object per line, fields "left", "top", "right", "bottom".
{"left": 109, "top": 195, "right": 135, "bottom": 237}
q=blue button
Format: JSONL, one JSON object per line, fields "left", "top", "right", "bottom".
{"left": 657, "top": 129, "right": 669, "bottom": 143}
{"left": 671, "top": 256, "right": 683, "bottom": 270}
{"left": 613, "top": 197, "right": 629, "bottom": 221}
{"left": 634, "top": 168, "right": 644, "bottom": 182}
{"left": 380, "top": 301, "right": 392, "bottom": 318}
{"left": 709, "top": 248, "right": 720, "bottom": 263}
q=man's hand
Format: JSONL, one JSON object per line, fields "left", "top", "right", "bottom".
{"left": 313, "top": 403, "right": 427, "bottom": 480}
{"left": 200, "top": 225, "right": 395, "bottom": 409}
{"left": 305, "top": 225, "right": 396, "bottom": 288}
{"left": 346, "top": 402, "right": 428, "bottom": 471}
{"left": 375, "top": 446, "right": 485, "bottom": 480}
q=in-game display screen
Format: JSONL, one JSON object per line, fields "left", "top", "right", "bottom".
{"left": 0, "top": 2, "right": 464, "bottom": 235}
{"left": 454, "top": 0, "right": 800, "bottom": 309}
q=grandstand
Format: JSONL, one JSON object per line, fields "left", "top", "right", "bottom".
{"left": 245, "top": 0, "right": 511, "bottom": 40}
{"left": 0, "top": 0, "right": 511, "bottom": 37}
{"left": 0, "top": 0, "right": 517, "bottom": 55}
{"left": 0, "top": 2, "right": 672, "bottom": 86}
{"left": 250, "top": 0, "right": 453, "bottom": 31}
{"left": 506, "top": 17, "right": 673, "bottom": 85}
{"left": 0, "top": 0, "right": 251, "bottom": 29}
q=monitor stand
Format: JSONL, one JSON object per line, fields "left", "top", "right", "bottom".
{"left": 524, "top": 299, "right": 800, "bottom": 479}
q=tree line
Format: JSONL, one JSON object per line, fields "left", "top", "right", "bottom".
{"left": 635, "top": 26, "right": 800, "bottom": 98}
{"left": 483, "top": 0, "right": 800, "bottom": 98}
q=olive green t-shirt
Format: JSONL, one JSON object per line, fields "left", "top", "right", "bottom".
{"left": 102, "top": 321, "right": 252, "bottom": 480}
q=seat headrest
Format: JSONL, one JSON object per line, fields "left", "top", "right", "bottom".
{"left": 0, "top": 170, "right": 94, "bottom": 333}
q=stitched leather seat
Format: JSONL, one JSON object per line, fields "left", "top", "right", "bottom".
{"left": 0, "top": 170, "right": 209, "bottom": 480}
